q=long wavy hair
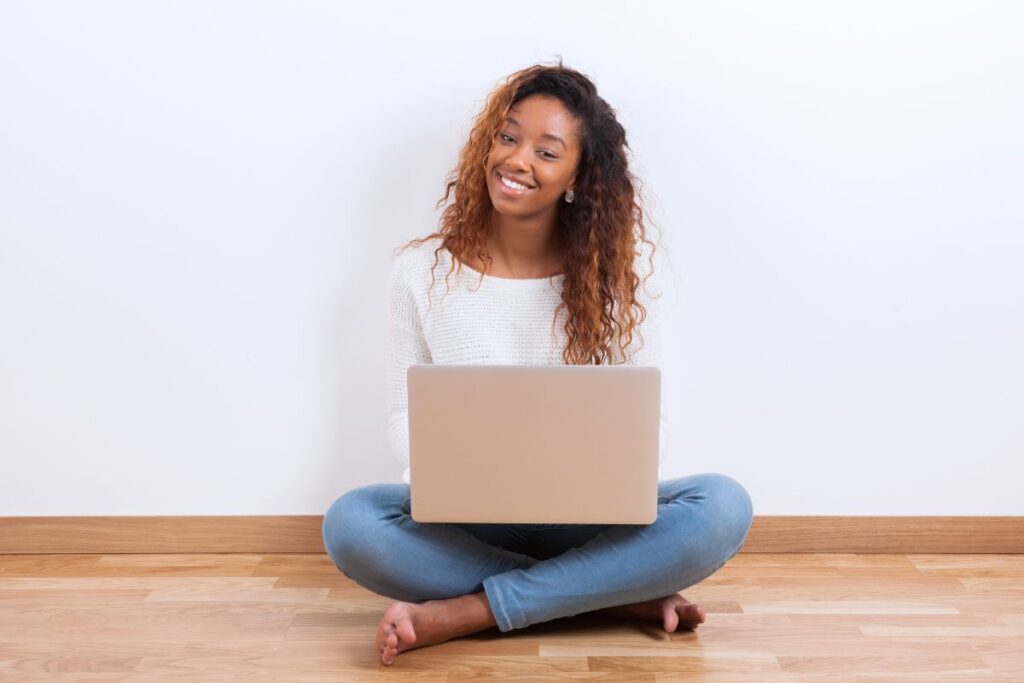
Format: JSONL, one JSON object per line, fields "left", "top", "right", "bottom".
{"left": 395, "top": 59, "right": 661, "bottom": 365}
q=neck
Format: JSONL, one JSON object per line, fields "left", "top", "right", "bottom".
{"left": 486, "top": 210, "right": 565, "bottom": 278}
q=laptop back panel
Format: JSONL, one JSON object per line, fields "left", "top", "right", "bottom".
{"left": 408, "top": 364, "right": 659, "bottom": 524}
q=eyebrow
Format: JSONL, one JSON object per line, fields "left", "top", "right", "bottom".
{"left": 505, "top": 117, "right": 567, "bottom": 150}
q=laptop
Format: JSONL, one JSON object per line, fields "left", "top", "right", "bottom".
{"left": 407, "top": 364, "right": 660, "bottom": 525}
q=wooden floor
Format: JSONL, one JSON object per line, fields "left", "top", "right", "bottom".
{"left": 1, "top": 553, "right": 1022, "bottom": 682}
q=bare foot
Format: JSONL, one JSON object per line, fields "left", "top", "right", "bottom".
{"left": 600, "top": 593, "right": 706, "bottom": 633}
{"left": 375, "top": 592, "right": 496, "bottom": 666}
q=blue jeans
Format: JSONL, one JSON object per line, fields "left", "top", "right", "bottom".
{"left": 322, "top": 472, "right": 754, "bottom": 632}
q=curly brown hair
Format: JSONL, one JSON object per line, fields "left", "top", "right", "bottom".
{"left": 395, "top": 58, "right": 662, "bottom": 365}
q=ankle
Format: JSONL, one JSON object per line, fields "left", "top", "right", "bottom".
{"left": 432, "top": 593, "right": 496, "bottom": 633}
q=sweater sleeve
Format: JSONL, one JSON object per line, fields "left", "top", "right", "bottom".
{"left": 385, "top": 257, "right": 432, "bottom": 484}
{"left": 627, "top": 277, "right": 671, "bottom": 477}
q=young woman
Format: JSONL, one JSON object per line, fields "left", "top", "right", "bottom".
{"left": 322, "top": 61, "right": 754, "bottom": 666}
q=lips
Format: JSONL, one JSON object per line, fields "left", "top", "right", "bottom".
{"left": 494, "top": 169, "right": 535, "bottom": 196}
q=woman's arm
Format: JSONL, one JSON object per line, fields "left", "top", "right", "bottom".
{"left": 628, "top": 278, "right": 671, "bottom": 472}
{"left": 385, "top": 257, "right": 432, "bottom": 483}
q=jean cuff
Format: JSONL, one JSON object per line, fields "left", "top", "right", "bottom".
{"left": 482, "top": 573, "right": 519, "bottom": 632}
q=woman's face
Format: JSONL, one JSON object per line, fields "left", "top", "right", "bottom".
{"left": 485, "top": 94, "right": 581, "bottom": 219}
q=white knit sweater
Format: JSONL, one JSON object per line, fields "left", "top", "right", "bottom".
{"left": 386, "top": 236, "right": 669, "bottom": 484}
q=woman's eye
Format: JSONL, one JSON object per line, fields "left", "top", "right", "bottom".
{"left": 497, "top": 133, "right": 555, "bottom": 159}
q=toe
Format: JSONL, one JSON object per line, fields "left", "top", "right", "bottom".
{"left": 681, "top": 603, "right": 705, "bottom": 630}
{"left": 375, "top": 623, "right": 390, "bottom": 653}
{"left": 662, "top": 600, "right": 680, "bottom": 633}
{"left": 691, "top": 603, "right": 706, "bottom": 624}
{"left": 395, "top": 614, "right": 417, "bottom": 646}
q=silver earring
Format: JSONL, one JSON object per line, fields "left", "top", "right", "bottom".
{"left": 565, "top": 189, "right": 575, "bottom": 204}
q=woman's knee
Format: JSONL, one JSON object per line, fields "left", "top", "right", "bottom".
{"left": 321, "top": 483, "right": 404, "bottom": 576}
{"left": 695, "top": 472, "right": 755, "bottom": 552}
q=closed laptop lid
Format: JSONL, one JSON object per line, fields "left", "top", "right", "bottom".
{"left": 408, "top": 364, "right": 659, "bottom": 524}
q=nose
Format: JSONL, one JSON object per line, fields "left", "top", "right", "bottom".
{"left": 507, "top": 147, "right": 531, "bottom": 172}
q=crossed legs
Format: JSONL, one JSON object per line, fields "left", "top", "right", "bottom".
{"left": 322, "top": 473, "right": 754, "bottom": 664}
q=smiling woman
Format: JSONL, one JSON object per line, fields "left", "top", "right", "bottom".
{"left": 487, "top": 96, "right": 580, "bottom": 213}
{"left": 322, "top": 58, "right": 755, "bottom": 666}
{"left": 401, "top": 59, "right": 662, "bottom": 365}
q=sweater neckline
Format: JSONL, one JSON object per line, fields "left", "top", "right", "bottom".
{"left": 443, "top": 246, "right": 566, "bottom": 289}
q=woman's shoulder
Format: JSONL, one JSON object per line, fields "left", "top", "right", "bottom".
{"left": 387, "top": 235, "right": 447, "bottom": 291}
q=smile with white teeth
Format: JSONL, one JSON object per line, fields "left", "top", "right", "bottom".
{"left": 497, "top": 171, "right": 533, "bottom": 192}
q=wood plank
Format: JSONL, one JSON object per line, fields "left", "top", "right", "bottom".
{"left": 0, "top": 552, "right": 1020, "bottom": 680}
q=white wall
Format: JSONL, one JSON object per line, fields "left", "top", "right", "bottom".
{"left": 1, "top": 1, "right": 1021, "bottom": 515}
